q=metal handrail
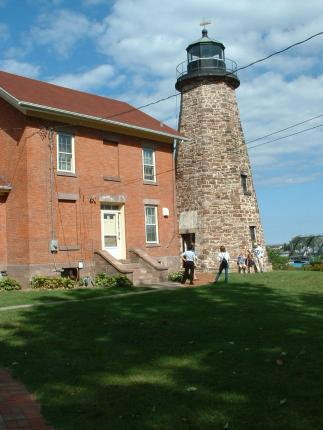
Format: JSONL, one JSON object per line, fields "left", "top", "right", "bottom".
{"left": 176, "top": 57, "right": 238, "bottom": 79}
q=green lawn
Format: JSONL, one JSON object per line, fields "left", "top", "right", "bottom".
{"left": 0, "top": 272, "right": 323, "bottom": 430}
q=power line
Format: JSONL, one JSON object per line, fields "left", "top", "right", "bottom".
{"left": 247, "top": 122, "right": 323, "bottom": 150}
{"left": 52, "top": 30, "right": 323, "bottom": 130}
{"left": 246, "top": 113, "right": 323, "bottom": 145}
{"left": 80, "top": 121, "right": 323, "bottom": 196}
{"left": 236, "top": 31, "right": 323, "bottom": 73}
{"left": 103, "top": 30, "right": 323, "bottom": 120}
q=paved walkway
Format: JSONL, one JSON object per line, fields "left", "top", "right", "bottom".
{"left": 0, "top": 368, "right": 53, "bottom": 429}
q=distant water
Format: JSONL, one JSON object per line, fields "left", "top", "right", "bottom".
{"left": 289, "top": 261, "right": 306, "bottom": 268}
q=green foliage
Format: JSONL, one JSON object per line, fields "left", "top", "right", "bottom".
{"left": 266, "top": 248, "right": 289, "bottom": 270}
{"left": 93, "top": 273, "right": 118, "bottom": 288}
{"left": 30, "top": 275, "right": 77, "bottom": 289}
{"left": 282, "top": 242, "right": 291, "bottom": 251}
{"left": 310, "top": 255, "right": 323, "bottom": 264}
{"left": 94, "top": 273, "right": 133, "bottom": 288}
{"left": 113, "top": 275, "right": 133, "bottom": 288}
{"left": 304, "top": 262, "right": 323, "bottom": 272}
{"left": 168, "top": 271, "right": 184, "bottom": 282}
{"left": 29, "top": 273, "right": 133, "bottom": 290}
{"left": 0, "top": 277, "right": 21, "bottom": 291}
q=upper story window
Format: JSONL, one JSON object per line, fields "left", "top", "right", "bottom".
{"left": 57, "top": 133, "right": 75, "bottom": 173}
{"left": 142, "top": 147, "right": 156, "bottom": 183}
{"left": 145, "top": 205, "right": 159, "bottom": 244}
{"left": 249, "top": 226, "right": 257, "bottom": 244}
{"left": 241, "top": 173, "right": 249, "bottom": 195}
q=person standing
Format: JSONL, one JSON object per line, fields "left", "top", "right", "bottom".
{"left": 181, "top": 244, "right": 196, "bottom": 285}
{"left": 254, "top": 243, "right": 265, "bottom": 273}
{"left": 214, "top": 246, "right": 230, "bottom": 284}
{"left": 246, "top": 249, "right": 256, "bottom": 273}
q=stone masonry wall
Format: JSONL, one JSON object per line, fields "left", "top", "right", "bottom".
{"left": 176, "top": 78, "right": 268, "bottom": 271}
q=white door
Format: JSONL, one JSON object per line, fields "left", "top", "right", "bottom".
{"left": 101, "top": 209, "right": 124, "bottom": 259}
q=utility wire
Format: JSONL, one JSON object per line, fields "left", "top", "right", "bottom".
{"left": 235, "top": 31, "right": 323, "bottom": 73}
{"left": 246, "top": 113, "right": 323, "bottom": 144}
{"left": 247, "top": 123, "right": 323, "bottom": 150}
{"left": 97, "top": 30, "right": 323, "bottom": 120}
{"left": 74, "top": 118, "right": 323, "bottom": 196}
{"left": 52, "top": 30, "right": 323, "bottom": 130}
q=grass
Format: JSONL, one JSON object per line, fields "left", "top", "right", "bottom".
{"left": 0, "top": 271, "right": 323, "bottom": 430}
{"left": 0, "top": 285, "right": 149, "bottom": 308}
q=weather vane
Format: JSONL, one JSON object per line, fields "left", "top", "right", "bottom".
{"left": 200, "top": 19, "right": 211, "bottom": 30}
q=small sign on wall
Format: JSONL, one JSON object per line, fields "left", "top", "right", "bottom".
{"left": 162, "top": 207, "right": 169, "bottom": 217}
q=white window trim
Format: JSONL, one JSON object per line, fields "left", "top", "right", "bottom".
{"left": 142, "top": 147, "right": 156, "bottom": 183}
{"left": 57, "top": 133, "right": 75, "bottom": 174}
{"left": 145, "top": 205, "right": 159, "bottom": 244}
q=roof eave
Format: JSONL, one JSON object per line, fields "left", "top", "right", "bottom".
{"left": 18, "top": 101, "right": 184, "bottom": 141}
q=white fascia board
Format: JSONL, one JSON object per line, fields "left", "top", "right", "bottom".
{"left": 0, "top": 87, "right": 26, "bottom": 113}
{"left": 18, "top": 100, "right": 183, "bottom": 141}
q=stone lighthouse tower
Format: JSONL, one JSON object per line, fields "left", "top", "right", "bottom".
{"left": 175, "top": 26, "right": 267, "bottom": 271}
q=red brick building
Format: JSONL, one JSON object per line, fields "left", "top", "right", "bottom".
{"left": 0, "top": 71, "right": 181, "bottom": 286}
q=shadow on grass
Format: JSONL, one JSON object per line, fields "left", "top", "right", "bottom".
{"left": 1, "top": 274, "right": 323, "bottom": 430}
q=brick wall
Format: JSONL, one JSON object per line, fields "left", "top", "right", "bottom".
{"left": 0, "top": 103, "right": 179, "bottom": 285}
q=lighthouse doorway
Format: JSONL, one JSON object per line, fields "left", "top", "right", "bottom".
{"left": 181, "top": 233, "right": 196, "bottom": 252}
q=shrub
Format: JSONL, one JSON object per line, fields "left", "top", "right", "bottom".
{"left": 0, "top": 277, "right": 21, "bottom": 291}
{"left": 168, "top": 271, "right": 184, "bottom": 282}
{"left": 304, "top": 263, "right": 323, "bottom": 272}
{"left": 93, "top": 273, "right": 117, "bottom": 288}
{"left": 30, "top": 275, "right": 77, "bottom": 289}
{"left": 266, "top": 248, "right": 289, "bottom": 270}
{"left": 113, "top": 275, "right": 133, "bottom": 288}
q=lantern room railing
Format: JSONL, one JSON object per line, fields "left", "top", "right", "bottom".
{"left": 176, "top": 57, "right": 239, "bottom": 80}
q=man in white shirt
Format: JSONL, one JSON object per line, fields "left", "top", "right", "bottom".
{"left": 254, "top": 243, "right": 265, "bottom": 273}
{"left": 181, "top": 244, "right": 196, "bottom": 285}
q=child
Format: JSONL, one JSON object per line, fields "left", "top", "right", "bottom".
{"left": 237, "top": 252, "right": 247, "bottom": 273}
{"left": 246, "top": 250, "right": 256, "bottom": 273}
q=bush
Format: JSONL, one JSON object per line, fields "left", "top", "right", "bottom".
{"left": 113, "top": 275, "right": 133, "bottom": 288}
{"left": 266, "top": 248, "right": 289, "bottom": 270}
{"left": 304, "top": 263, "right": 323, "bottom": 272}
{"left": 93, "top": 273, "right": 118, "bottom": 288}
{"left": 30, "top": 275, "right": 77, "bottom": 289}
{"left": 0, "top": 277, "right": 21, "bottom": 291}
{"left": 168, "top": 271, "right": 184, "bottom": 282}
{"left": 29, "top": 273, "right": 133, "bottom": 290}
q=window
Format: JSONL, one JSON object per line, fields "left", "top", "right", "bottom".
{"left": 241, "top": 173, "right": 248, "bottom": 194}
{"left": 57, "top": 133, "right": 75, "bottom": 173}
{"left": 249, "top": 226, "right": 257, "bottom": 244}
{"left": 142, "top": 148, "right": 156, "bottom": 182}
{"left": 145, "top": 206, "right": 159, "bottom": 243}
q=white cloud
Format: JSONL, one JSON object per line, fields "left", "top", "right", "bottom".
{"left": 3, "top": 0, "right": 323, "bottom": 182}
{"left": 49, "top": 64, "right": 119, "bottom": 92}
{"left": 29, "top": 9, "right": 100, "bottom": 57}
{"left": 255, "top": 170, "right": 323, "bottom": 187}
{"left": 0, "top": 59, "right": 40, "bottom": 77}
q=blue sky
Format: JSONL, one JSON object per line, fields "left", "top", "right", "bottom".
{"left": 0, "top": 0, "right": 322, "bottom": 244}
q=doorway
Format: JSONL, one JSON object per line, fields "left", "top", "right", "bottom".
{"left": 181, "top": 233, "right": 196, "bottom": 252}
{"left": 101, "top": 204, "right": 126, "bottom": 259}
